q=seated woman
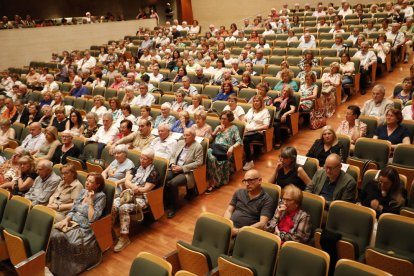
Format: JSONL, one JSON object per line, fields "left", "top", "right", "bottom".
{"left": 66, "top": 110, "right": 84, "bottom": 137}
{"left": 373, "top": 108, "right": 411, "bottom": 150}
{"left": 287, "top": 29, "right": 298, "bottom": 45}
{"left": 191, "top": 110, "right": 212, "bottom": 138}
{"left": 109, "top": 97, "right": 123, "bottom": 123}
{"left": 39, "top": 105, "right": 53, "bottom": 129}
{"left": 172, "top": 66, "right": 187, "bottom": 83}
{"left": 51, "top": 92, "right": 65, "bottom": 113}
{"left": 81, "top": 112, "right": 100, "bottom": 139}
{"left": 0, "top": 118, "right": 15, "bottom": 147}
{"left": 391, "top": 77, "right": 413, "bottom": 105}
{"left": 121, "top": 86, "right": 137, "bottom": 106}
{"left": 321, "top": 62, "right": 341, "bottom": 118}
{"left": 237, "top": 72, "right": 255, "bottom": 89}
{"left": 249, "top": 83, "right": 272, "bottom": 106}
{"left": 213, "top": 80, "right": 236, "bottom": 102}
{"left": 13, "top": 155, "right": 37, "bottom": 196}
{"left": 186, "top": 94, "right": 204, "bottom": 115}
{"left": 275, "top": 61, "right": 294, "bottom": 79}
{"left": 119, "top": 104, "right": 136, "bottom": 125}
{"left": 91, "top": 72, "right": 106, "bottom": 89}
{"left": 171, "top": 111, "right": 194, "bottom": 133}
{"left": 273, "top": 85, "right": 297, "bottom": 148}
{"left": 298, "top": 50, "right": 320, "bottom": 71}
{"left": 102, "top": 144, "right": 134, "bottom": 193}
{"left": 171, "top": 90, "right": 188, "bottom": 112}
{"left": 265, "top": 184, "right": 312, "bottom": 244}
{"left": 154, "top": 102, "right": 176, "bottom": 128}
{"left": 0, "top": 148, "right": 29, "bottom": 190}
{"left": 373, "top": 34, "right": 391, "bottom": 69}
{"left": 27, "top": 102, "right": 43, "bottom": 125}
{"left": 40, "top": 92, "right": 53, "bottom": 107}
{"left": 50, "top": 106, "right": 68, "bottom": 132}
{"left": 339, "top": 53, "right": 355, "bottom": 102}
{"left": 47, "top": 164, "right": 83, "bottom": 222}
{"left": 52, "top": 130, "right": 80, "bottom": 165}
{"left": 269, "top": 147, "right": 311, "bottom": 190}
{"left": 402, "top": 94, "right": 414, "bottom": 120}
{"left": 360, "top": 166, "right": 405, "bottom": 217}
{"left": 135, "top": 105, "right": 153, "bottom": 126}
{"left": 112, "top": 148, "right": 160, "bottom": 252}
{"left": 47, "top": 172, "right": 106, "bottom": 275}
{"left": 274, "top": 69, "right": 299, "bottom": 92}
{"left": 90, "top": 95, "right": 108, "bottom": 124}
{"left": 223, "top": 95, "right": 245, "bottom": 121}
{"left": 337, "top": 105, "right": 367, "bottom": 150}
{"left": 331, "top": 35, "right": 345, "bottom": 55}
{"left": 243, "top": 95, "right": 270, "bottom": 170}
{"left": 296, "top": 61, "right": 318, "bottom": 85}
{"left": 33, "top": 126, "right": 61, "bottom": 161}
{"left": 207, "top": 110, "right": 242, "bottom": 191}
{"left": 109, "top": 73, "right": 126, "bottom": 91}
{"left": 298, "top": 72, "right": 318, "bottom": 112}
{"left": 307, "top": 125, "right": 344, "bottom": 167}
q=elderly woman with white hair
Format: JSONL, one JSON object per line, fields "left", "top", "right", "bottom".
{"left": 52, "top": 130, "right": 80, "bottom": 165}
{"left": 171, "top": 90, "right": 188, "bottom": 112}
{"left": 41, "top": 74, "right": 59, "bottom": 93}
{"left": 112, "top": 147, "right": 161, "bottom": 252}
{"left": 171, "top": 111, "right": 194, "bottom": 133}
{"left": 90, "top": 95, "right": 108, "bottom": 124}
{"left": 153, "top": 102, "right": 176, "bottom": 128}
{"left": 321, "top": 62, "right": 341, "bottom": 118}
{"left": 102, "top": 144, "right": 134, "bottom": 193}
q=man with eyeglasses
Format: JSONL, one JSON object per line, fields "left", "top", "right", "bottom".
{"left": 305, "top": 153, "right": 356, "bottom": 208}
{"left": 224, "top": 169, "right": 274, "bottom": 236}
{"left": 110, "top": 118, "right": 154, "bottom": 152}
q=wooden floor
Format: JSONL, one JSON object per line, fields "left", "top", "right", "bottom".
{"left": 85, "top": 61, "right": 412, "bottom": 275}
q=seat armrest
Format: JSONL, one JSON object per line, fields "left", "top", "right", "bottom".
{"left": 14, "top": 250, "right": 46, "bottom": 276}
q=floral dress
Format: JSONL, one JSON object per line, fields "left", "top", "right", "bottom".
{"left": 207, "top": 125, "right": 242, "bottom": 187}
{"left": 299, "top": 83, "right": 317, "bottom": 112}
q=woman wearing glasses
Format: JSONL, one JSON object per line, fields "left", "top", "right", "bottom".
{"left": 265, "top": 184, "right": 312, "bottom": 244}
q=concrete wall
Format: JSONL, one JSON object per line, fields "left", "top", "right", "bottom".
{"left": 0, "top": 19, "right": 157, "bottom": 70}
{"left": 192, "top": 0, "right": 383, "bottom": 33}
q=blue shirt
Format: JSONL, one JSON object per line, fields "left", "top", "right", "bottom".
{"left": 71, "top": 86, "right": 89, "bottom": 97}
{"left": 374, "top": 124, "right": 411, "bottom": 145}
{"left": 171, "top": 120, "right": 194, "bottom": 133}
{"left": 213, "top": 91, "right": 236, "bottom": 102}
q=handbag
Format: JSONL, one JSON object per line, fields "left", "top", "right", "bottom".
{"left": 211, "top": 143, "right": 229, "bottom": 161}
{"left": 321, "top": 83, "right": 336, "bottom": 94}
{"left": 120, "top": 189, "right": 136, "bottom": 205}
{"left": 309, "top": 108, "right": 327, "bottom": 130}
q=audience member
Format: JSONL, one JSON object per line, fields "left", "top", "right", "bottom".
{"left": 224, "top": 169, "right": 274, "bottom": 236}
{"left": 336, "top": 105, "right": 367, "bottom": 150}
{"left": 307, "top": 125, "right": 344, "bottom": 167}
{"left": 373, "top": 108, "right": 411, "bottom": 149}
{"left": 361, "top": 84, "right": 394, "bottom": 125}
{"left": 150, "top": 123, "right": 178, "bottom": 159}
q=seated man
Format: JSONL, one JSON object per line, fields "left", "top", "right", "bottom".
{"left": 87, "top": 112, "right": 119, "bottom": 158}
{"left": 147, "top": 65, "right": 163, "bottom": 82}
{"left": 165, "top": 128, "right": 203, "bottom": 218}
{"left": 361, "top": 84, "right": 394, "bottom": 125}
{"left": 25, "top": 160, "right": 61, "bottom": 205}
{"left": 132, "top": 83, "right": 156, "bottom": 107}
{"left": 252, "top": 49, "right": 267, "bottom": 65}
{"left": 10, "top": 99, "right": 29, "bottom": 126}
{"left": 305, "top": 153, "right": 356, "bottom": 208}
{"left": 111, "top": 118, "right": 154, "bottom": 151}
{"left": 190, "top": 66, "right": 210, "bottom": 85}
{"left": 18, "top": 122, "right": 46, "bottom": 155}
{"left": 70, "top": 76, "right": 89, "bottom": 97}
{"left": 353, "top": 41, "right": 377, "bottom": 93}
{"left": 224, "top": 169, "right": 274, "bottom": 236}
{"left": 180, "top": 76, "right": 199, "bottom": 96}
{"left": 150, "top": 123, "right": 178, "bottom": 160}
{"left": 153, "top": 102, "right": 176, "bottom": 128}
{"left": 298, "top": 33, "right": 316, "bottom": 49}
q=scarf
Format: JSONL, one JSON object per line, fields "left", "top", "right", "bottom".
{"left": 131, "top": 164, "right": 154, "bottom": 186}
{"left": 279, "top": 97, "right": 289, "bottom": 110}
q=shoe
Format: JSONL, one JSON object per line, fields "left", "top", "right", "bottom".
{"left": 167, "top": 209, "right": 176, "bottom": 219}
{"left": 184, "top": 188, "right": 198, "bottom": 200}
{"left": 341, "top": 95, "right": 348, "bottom": 104}
{"left": 114, "top": 236, "right": 130, "bottom": 252}
{"left": 243, "top": 161, "right": 254, "bottom": 171}
{"left": 205, "top": 186, "right": 215, "bottom": 194}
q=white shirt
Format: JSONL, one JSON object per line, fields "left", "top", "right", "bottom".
{"left": 20, "top": 133, "right": 46, "bottom": 152}
{"left": 338, "top": 9, "right": 353, "bottom": 17}
{"left": 90, "top": 106, "right": 108, "bottom": 124}
{"left": 223, "top": 105, "right": 245, "bottom": 120}
{"left": 77, "top": 56, "right": 96, "bottom": 72}
{"left": 298, "top": 40, "right": 316, "bottom": 49}
{"left": 131, "top": 93, "right": 156, "bottom": 107}
{"left": 402, "top": 105, "right": 413, "bottom": 120}
{"left": 312, "top": 11, "right": 326, "bottom": 17}
{"left": 244, "top": 108, "right": 270, "bottom": 131}
{"left": 147, "top": 73, "right": 164, "bottom": 82}
{"left": 299, "top": 35, "right": 316, "bottom": 42}
{"left": 402, "top": 6, "right": 414, "bottom": 18}
{"left": 150, "top": 136, "right": 178, "bottom": 159}
{"left": 353, "top": 50, "right": 377, "bottom": 67}
{"left": 90, "top": 124, "right": 119, "bottom": 144}
{"left": 42, "top": 81, "right": 59, "bottom": 93}
{"left": 386, "top": 31, "right": 405, "bottom": 47}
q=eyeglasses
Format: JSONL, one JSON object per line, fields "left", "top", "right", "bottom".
{"left": 242, "top": 178, "right": 259, "bottom": 184}
{"left": 282, "top": 197, "right": 295, "bottom": 202}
